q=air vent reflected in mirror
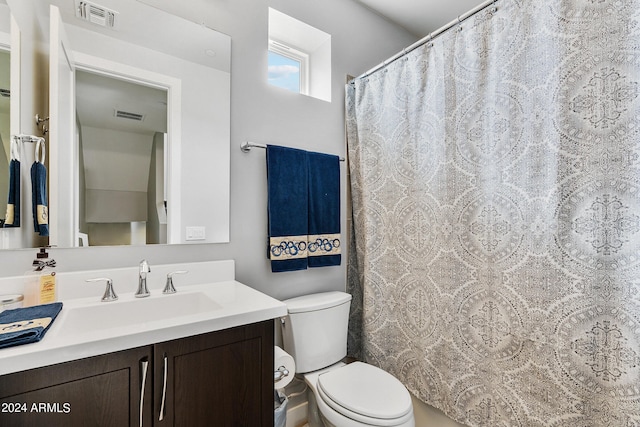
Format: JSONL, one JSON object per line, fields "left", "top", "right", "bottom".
{"left": 75, "top": 0, "right": 119, "bottom": 29}
{"left": 114, "top": 109, "right": 145, "bottom": 121}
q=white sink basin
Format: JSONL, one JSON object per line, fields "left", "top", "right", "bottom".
{"left": 57, "top": 292, "right": 222, "bottom": 336}
{"left": 0, "top": 276, "right": 288, "bottom": 377}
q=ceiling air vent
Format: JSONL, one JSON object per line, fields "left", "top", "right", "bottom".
{"left": 75, "top": 0, "right": 119, "bottom": 29}
{"left": 114, "top": 109, "right": 145, "bottom": 121}
{"left": 0, "top": 89, "right": 9, "bottom": 98}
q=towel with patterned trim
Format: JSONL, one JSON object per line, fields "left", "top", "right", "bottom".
{"left": 307, "top": 151, "right": 341, "bottom": 267}
{"left": 3, "top": 158, "right": 20, "bottom": 227}
{"left": 31, "top": 161, "right": 49, "bottom": 236}
{"left": 0, "top": 303, "right": 63, "bottom": 349}
{"left": 267, "top": 145, "right": 309, "bottom": 272}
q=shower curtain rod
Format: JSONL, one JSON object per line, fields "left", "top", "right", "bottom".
{"left": 351, "top": 0, "right": 498, "bottom": 82}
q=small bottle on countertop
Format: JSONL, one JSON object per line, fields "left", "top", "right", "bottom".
{"left": 30, "top": 247, "right": 57, "bottom": 305}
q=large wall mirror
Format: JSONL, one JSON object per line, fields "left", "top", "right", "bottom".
{"left": 2, "top": 0, "right": 230, "bottom": 249}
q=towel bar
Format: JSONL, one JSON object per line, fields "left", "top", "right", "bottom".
{"left": 241, "top": 141, "right": 345, "bottom": 162}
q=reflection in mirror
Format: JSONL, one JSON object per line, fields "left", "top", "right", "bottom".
{"left": 2, "top": 0, "right": 231, "bottom": 249}
{"left": 0, "top": 47, "right": 9, "bottom": 228}
{"left": 0, "top": 0, "right": 10, "bottom": 228}
{"left": 76, "top": 70, "right": 168, "bottom": 246}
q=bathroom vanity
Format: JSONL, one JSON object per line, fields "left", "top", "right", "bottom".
{"left": 0, "top": 261, "right": 286, "bottom": 427}
{"left": 0, "top": 321, "right": 273, "bottom": 426}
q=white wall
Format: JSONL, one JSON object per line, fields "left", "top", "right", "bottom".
{"left": 0, "top": 0, "right": 416, "bottom": 302}
{"left": 0, "top": 113, "right": 8, "bottom": 215}
{"left": 82, "top": 126, "right": 153, "bottom": 193}
{"left": 0, "top": 112, "right": 9, "bottom": 160}
{"left": 81, "top": 125, "right": 152, "bottom": 224}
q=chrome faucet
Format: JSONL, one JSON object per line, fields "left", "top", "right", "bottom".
{"left": 163, "top": 270, "right": 188, "bottom": 294}
{"left": 86, "top": 277, "right": 118, "bottom": 302}
{"left": 135, "top": 259, "right": 151, "bottom": 298}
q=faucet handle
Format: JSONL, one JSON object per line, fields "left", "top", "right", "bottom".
{"left": 139, "top": 259, "right": 150, "bottom": 273}
{"left": 86, "top": 278, "right": 118, "bottom": 302}
{"left": 163, "top": 270, "right": 188, "bottom": 294}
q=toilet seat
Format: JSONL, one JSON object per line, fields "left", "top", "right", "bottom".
{"left": 316, "top": 362, "right": 413, "bottom": 426}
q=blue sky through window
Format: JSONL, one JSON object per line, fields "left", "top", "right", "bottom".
{"left": 268, "top": 51, "right": 301, "bottom": 93}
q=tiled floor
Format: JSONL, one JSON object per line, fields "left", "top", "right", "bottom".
{"left": 412, "top": 394, "right": 468, "bottom": 427}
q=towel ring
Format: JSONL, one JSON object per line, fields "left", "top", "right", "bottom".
{"left": 10, "top": 137, "right": 20, "bottom": 161}
{"left": 35, "top": 138, "right": 46, "bottom": 164}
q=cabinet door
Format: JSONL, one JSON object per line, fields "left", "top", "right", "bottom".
{"left": 154, "top": 320, "right": 274, "bottom": 427}
{"left": 0, "top": 345, "right": 153, "bottom": 427}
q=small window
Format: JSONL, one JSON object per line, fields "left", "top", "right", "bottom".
{"left": 268, "top": 8, "right": 331, "bottom": 102}
{"left": 268, "top": 40, "right": 309, "bottom": 95}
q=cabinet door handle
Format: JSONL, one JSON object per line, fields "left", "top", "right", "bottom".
{"left": 139, "top": 358, "right": 149, "bottom": 427}
{"left": 159, "top": 353, "right": 168, "bottom": 421}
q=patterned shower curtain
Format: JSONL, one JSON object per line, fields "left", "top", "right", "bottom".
{"left": 345, "top": 1, "right": 640, "bottom": 426}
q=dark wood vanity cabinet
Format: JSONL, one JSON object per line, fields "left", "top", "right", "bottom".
{"left": 0, "top": 345, "right": 153, "bottom": 427}
{"left": 155, "top": 320, "right": 274, "bottom": 427}
{"left": 0, "top": 320, "right": 275, "bottom": 427}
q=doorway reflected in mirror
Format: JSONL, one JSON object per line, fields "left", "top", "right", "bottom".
{"left": 76, "top": 70, "right": 168, "bottom": 246}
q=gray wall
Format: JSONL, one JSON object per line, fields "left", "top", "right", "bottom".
{"left": 0, "top": 0, "right": 416, "bottom": 301}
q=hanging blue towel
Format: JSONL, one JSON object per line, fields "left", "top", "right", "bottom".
{"left": 307, "top": 151, "right": 341, "bottom": 267}
{"left": 267, "top": 145, "right": 309, "bottom": 272}
{"left": 0, "top": 302, "right": 63, "bottom": 349}
{"left": 4, "top": 159, "right": 20, "bottom": 227}
{"left": 30, "top": 161, "right": 49, "bottom": 236}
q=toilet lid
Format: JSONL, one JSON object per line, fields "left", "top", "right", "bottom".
{"left": 317, "top": 362, "right": 412, "bottom": 421}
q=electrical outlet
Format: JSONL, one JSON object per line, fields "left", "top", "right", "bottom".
{"left": 186, "top": 226, "right": 206, "bottom": 241}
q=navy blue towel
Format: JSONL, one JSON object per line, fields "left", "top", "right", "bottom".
{"left": 267, "top": 145, "right": 309, "bottom": 272}
{"left": 307, "top": 151, "right": 341, "bottom": 267}
{"left": 0, "top": 302, "right": 63, "bottom": 349}
{"left": 4, "top": 159, "right": 20, "bottom": 227}
{"left": 30, "top": 161, "right": 49, "bottom": 236}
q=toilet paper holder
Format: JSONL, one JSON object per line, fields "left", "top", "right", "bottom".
{"left": 274, "top": 365, "right": 290, "bottom": 383}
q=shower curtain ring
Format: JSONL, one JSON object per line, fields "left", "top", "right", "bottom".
{"left": 457, "top": 16, "right": 463, "bottom": 31}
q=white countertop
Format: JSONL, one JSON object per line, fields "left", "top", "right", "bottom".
{"left": 0, "top": 279, "right": 287, "bottom": 376}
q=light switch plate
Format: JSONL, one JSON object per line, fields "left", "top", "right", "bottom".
{"left": 186, "top": 226, "right": 206, "bottom": 241}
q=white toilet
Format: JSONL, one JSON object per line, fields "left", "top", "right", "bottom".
{"left": 281, "top": 291, "right": 415, "bottom": 427}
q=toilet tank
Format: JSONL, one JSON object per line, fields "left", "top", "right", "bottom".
{"left": 281, "top": 292, "right": 352, "bottom": 374}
